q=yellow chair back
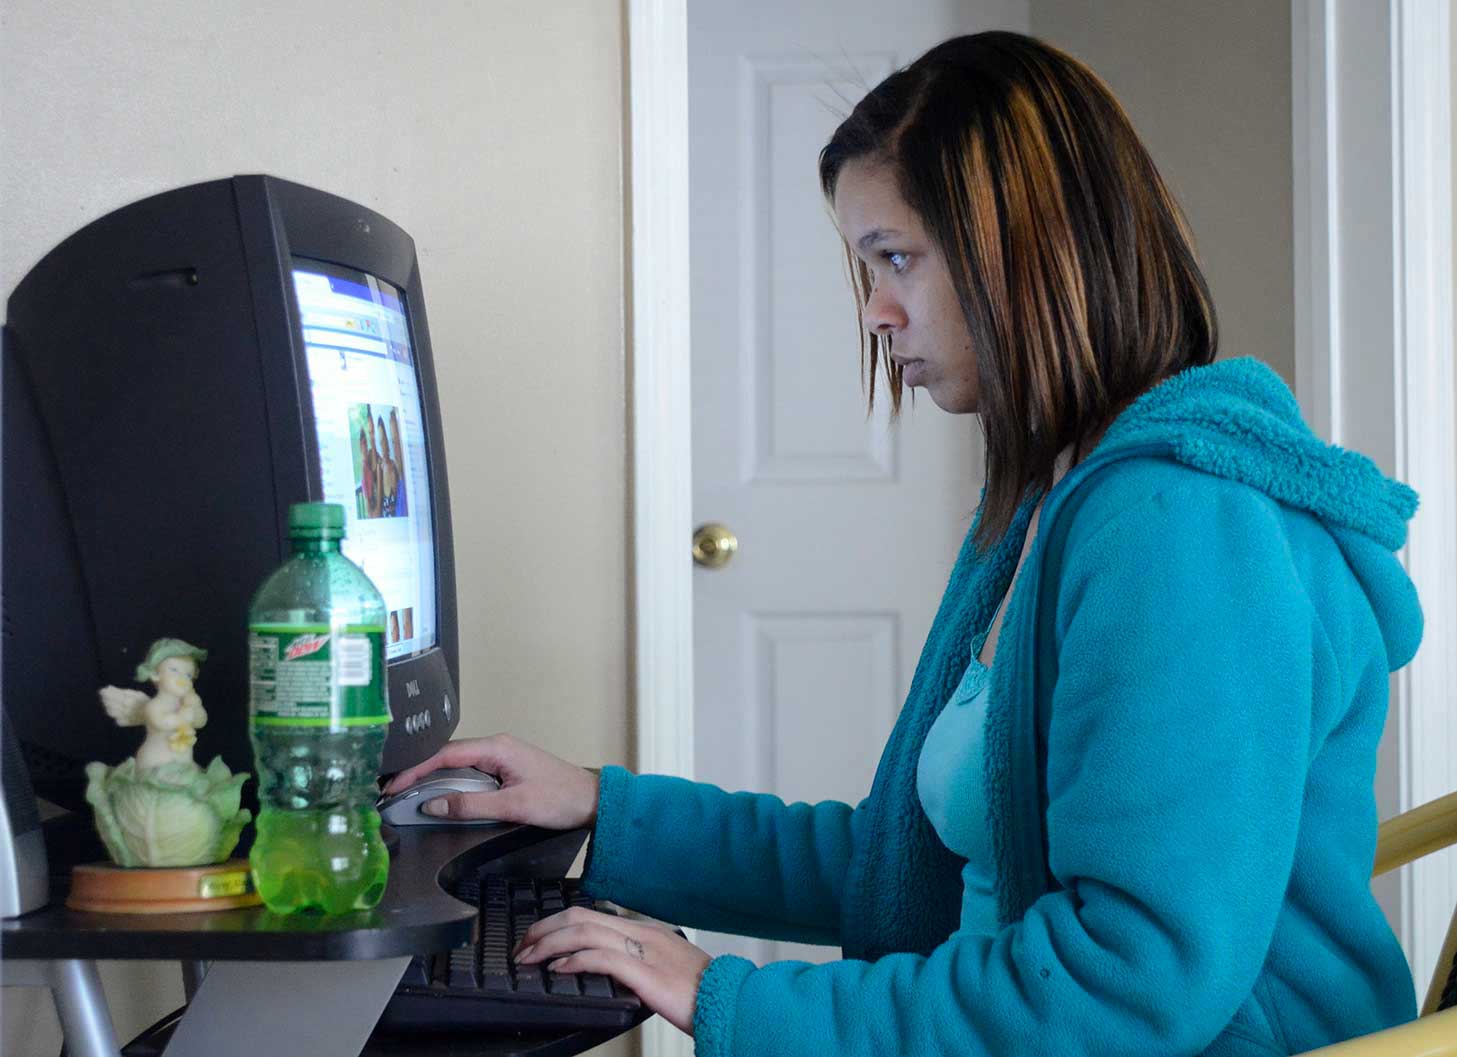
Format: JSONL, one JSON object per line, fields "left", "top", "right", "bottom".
{"left": 1371, "top": 790, "right": 1457, "bottom": 1017}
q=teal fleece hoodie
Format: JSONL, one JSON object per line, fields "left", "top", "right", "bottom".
{"left": 582, "top": 358, "right": 1423, "bottom": 1056}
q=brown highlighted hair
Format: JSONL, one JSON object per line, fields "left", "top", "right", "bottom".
{"left": 820, "top": 31, "right": 1217, "bottom": 549}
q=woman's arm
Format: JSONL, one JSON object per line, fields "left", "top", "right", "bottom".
{"left": 583, "top": 769, "right": 865, "bottom": 945}
{"left": 690, "top": 476, "right": 1322, "bottom": 1056}
{"left": 385, "top": 735, "right": 865, "bottom": 943}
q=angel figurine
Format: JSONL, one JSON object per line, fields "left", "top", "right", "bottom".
{"left": 86, "top": 638, "right": 251, "bottom": 868}
{"left": 99, "top": 639, "right": 210, "bottom": 769}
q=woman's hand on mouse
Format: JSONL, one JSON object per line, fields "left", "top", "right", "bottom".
{"left": 382, "top": 735, "right": 600, "bottom": 829}
{"left": 514, "top": 907, "right": 710, "bottom": 1035}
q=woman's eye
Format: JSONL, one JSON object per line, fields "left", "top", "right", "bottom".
{"left": 882, "top": 251, "right": 910, "bottom": 274}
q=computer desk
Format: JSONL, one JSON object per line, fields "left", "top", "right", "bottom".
{"left": 2, "top": 822, "right": 648, "bottom": 1057}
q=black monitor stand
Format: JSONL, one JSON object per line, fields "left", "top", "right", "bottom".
{"left": 3, "top": 822, "right": 647, "bottom": 1057}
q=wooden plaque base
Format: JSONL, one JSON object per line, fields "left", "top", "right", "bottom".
{"left": 67, "top": 858, "right": 262, "bottom": 914}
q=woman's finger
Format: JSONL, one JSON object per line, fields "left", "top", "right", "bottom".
{"left": 515, "top": 921, "right": 637, "bottom": 965}
{"left": 382, "top": 736, "right": 503, "bottom": 793}
{"left": 532, "top": 926, "right": 711, "bottom": 1036}
{"left": 419, "top": 785, "right": 522, "bottom": 821}
{"left": 515, "top": 906, "right": 627, "bottom": 954}
{"left": 540, "top": 946, "right": 651, "bottom": 995}
{"left": 515, "top": 905, "right": 665, "bottom": 956}
{"left": 538, "top": 945, "right": 700, "bottom": 1034}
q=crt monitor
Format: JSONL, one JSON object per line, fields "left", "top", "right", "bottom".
{"left": 3, "top": 175, "right": 460, "bottom": 812}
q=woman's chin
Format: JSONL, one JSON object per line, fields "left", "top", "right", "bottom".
{"left": 925, "top": 384, "right": 979, "bottom": 415}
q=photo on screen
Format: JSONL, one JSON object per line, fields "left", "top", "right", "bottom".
{"left": 349, "top": 402, "right": 409, "bottom": 520}
{"left": 389, "top": 610, "right": 401, "bottom": 643}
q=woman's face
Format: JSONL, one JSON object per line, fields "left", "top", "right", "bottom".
{"left": 832, "top": 159, "right": 979, "bottom": 413}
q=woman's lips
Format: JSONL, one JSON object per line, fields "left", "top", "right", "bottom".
{"left": 899, "top": 359, "right": 926, "bottom": 386}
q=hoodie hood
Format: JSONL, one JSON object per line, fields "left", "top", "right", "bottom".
{"left": 1094, "top": 356, "right": 1422, "bottom": 670}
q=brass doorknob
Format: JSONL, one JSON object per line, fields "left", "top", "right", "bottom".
{"left": 692, "top": 523, "right": 738, "bottom": 568}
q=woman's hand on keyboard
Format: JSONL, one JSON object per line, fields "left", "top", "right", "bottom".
{"left": 381, "top": 734, "right": 601, "bottom": 829}
{"left": 514, "top": 907, "right": 711, "bottom": 1035}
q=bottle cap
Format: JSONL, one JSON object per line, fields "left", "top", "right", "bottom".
{"left": 288, "top": 502, "right": 346, "bottom": 539}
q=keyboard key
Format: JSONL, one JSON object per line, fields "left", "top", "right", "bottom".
{"left": 580, "top": 973, "right": 613, "bottom": 998}
{"left": 480, "top": 969, "right": 512, "bottom": 992}
{"left": 546, "top": 971, "right": 580, "bottom": 995}
{"left": 513, "top": 968, "right": 545, "bottom": 993}
{"left": 448, "top": 948, "right": 478, "bottom": 990}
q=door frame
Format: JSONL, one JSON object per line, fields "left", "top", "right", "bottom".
{"left": 1292, "top": 0, "right": 1455, "bottom": 991}
{"left": 627, "top": 0, "right": 694, "bottom": 795}
{"left": 629, "top": 0, "right": 1457, "bottom": 1030}
{"left": 627, "top": 3, "right": 694, "bottom": 1055}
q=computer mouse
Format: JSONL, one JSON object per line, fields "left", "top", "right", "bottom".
{"left": 376, "top": 767, "right": 506, "bottom": 826}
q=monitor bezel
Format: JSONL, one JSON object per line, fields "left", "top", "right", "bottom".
{"left": 234, "top": 175, "right": 460, "bottom": 774}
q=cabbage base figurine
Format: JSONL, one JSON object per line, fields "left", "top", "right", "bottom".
{"left": 86, "top": 638, "right": 252, "bottom": 868}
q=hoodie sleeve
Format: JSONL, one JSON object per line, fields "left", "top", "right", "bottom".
{"left": 581, "top": 766, "right": 864, "bottom": 945}
{"left": 693, "top": 474, "right": 1316, "bottom": 1057}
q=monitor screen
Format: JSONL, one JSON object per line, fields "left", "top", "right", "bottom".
{"left": 292, "top": 258, "right": 438, "bottom": 661}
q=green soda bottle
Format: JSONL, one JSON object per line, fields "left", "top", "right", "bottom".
{"left": 247, "top": 502, "right": 390, "bottom": 914}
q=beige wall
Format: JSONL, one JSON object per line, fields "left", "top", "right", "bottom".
{"left": 0, "top": 2, "right": 629, "bottom": 1054}
{"left": 1031, "top": 0, "right": 1295, "bottom": 386}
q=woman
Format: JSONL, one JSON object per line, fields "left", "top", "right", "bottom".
{"left": 356, "top": 425, "right": 377, "bottom": 519}
{"left": 388, "top": 407, "right": 409, "bottom": 516}
{"left": 378, "top": 414, "right": 399, "bottom": 517}
{"left": 366, "top": 409, "right": 385, "bottom": 518}
{"left": 385, "top": 32, "right": 1420, "bottom": 1056}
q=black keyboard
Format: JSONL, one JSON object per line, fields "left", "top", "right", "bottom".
{"left": 378, "top": 875, "right": 647, "bottom": 1033}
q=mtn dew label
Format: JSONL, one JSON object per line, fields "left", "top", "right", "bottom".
{"left": 248, "top": 623, "right": 389, "bottom": 727}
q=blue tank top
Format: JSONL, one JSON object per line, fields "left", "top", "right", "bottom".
{"left": 916, "top": 655, "right": 1000, "bottom": 937}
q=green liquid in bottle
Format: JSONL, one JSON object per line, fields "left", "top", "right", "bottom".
{"left": 247, "top": 502, "right": 390, "bottom": 914}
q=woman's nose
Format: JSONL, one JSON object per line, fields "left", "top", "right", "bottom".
{"left": 864, "top": 285, "right": 907, "bottom": 335}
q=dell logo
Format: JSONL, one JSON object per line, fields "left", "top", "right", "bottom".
{"left": 405, "top": 680, "right": 421, "bottom": 698}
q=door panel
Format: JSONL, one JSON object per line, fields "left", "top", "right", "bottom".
{"left": 689, "top": 0, "right": 1028, "bottom": 967}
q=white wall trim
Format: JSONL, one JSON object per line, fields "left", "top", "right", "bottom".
{"left": 629, "top": 0, "right": 694, "bottom": 786}
{"left": 1390, "top": 0, "right": 1457, "bottom": 995}
{"left": 1293, "top": 0, "right": 1457, "bottom": 994}
{"left": 628, "top": 2, "right": 696, "bottom": 1056}
{"left": 1292, "top": 0, "right": 1340, "bottom": 443}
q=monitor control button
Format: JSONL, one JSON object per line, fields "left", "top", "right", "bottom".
{"left": 442, "top": 695, "right": 452, "bottom": 721}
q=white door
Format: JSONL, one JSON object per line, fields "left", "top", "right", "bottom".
{"left": 689, "top": 0, "right": 1027, "bottom": 966}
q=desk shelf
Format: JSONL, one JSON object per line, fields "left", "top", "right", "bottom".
{"left": 3, "top": 824, "right": 586, "bottom": 961}
{"left": 5, "top": 822, "right": 648, "bottom": 1057}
